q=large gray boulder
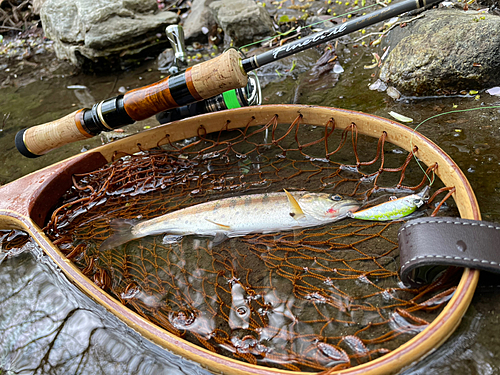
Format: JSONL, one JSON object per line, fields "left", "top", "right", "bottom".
{"left": 209, "top": 0, "right": 275, "bottom": 47}
{"left": 379, "top": 8, "right": 500, "bottom": 95}
{"left": 40, "top": 0, "right": 179, "bottom": 70}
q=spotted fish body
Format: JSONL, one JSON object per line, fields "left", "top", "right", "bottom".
{"left": 350, "top": 187, "right": 429, "bottom": 221}
{"left": 100, "top": 191, "right": 360, "bottom": 250}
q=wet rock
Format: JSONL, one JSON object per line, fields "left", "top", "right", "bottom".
{"left": 183, "top": 0, "right": 218, "bottom": 43}
{"left": 306, "top": 16, "right": 335, "bottom": 30}
{"left": 209, "top": 0, "right": 275, "bottom": 47}
{"left": 32, "top": 0, "right": 47, "bottom": 15}
{"left": 122, "top": 0, "right": 157, "bottom": 13}
{"left": 476, "top": 0, "right": 500, "bottom": 14}
{"left": 369, "top": 79, "right": 387, "bottom": 92}
{"left": 157, "top": 48, "right": 175, "bottom": 71}
{"left": 379, "top": 9, "right": 500, "bottom": 95}
{"left": 40, "top": 0, "right": 178, "bottom": 70}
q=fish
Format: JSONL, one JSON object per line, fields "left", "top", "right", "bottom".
{"left": 100, "top": 190, "right": 360, "bottom": 251}
{"left": 349, "top": 186, "right": 430, "bottom": 221}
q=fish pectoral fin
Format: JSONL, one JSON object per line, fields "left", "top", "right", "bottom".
{"left": 212, "top": 232, "right": 229, "bottom": 246}
{"left": 205, "top": 218, "right": 231, "bottom": 230}
{"left": 284, "top": 189, "right": 305, "bottom": 220}
{"left": 162, "top": 235, "right": 184, "bottom": 244}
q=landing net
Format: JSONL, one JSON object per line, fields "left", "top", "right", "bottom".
{"left": 45, "top": 115, "right": 459, "bottom": 372}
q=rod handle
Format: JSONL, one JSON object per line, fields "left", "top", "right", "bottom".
{"left": 15, "top": 110, "right": 92, "bottom": 158}
{"left": 123, "top": 49, "right": 248, "bottom": 120}
{"left": 15, "top": 50, "right": 248, "bottom": 157}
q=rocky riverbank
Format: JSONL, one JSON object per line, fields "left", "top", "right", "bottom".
{"left": 1, "top": 0, "right": 500, "bottom": 96}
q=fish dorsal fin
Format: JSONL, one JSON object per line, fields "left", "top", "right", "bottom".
{"left": 205, "top": 218, "right": 231, "bottom": 230}
{"left": 284, "top": 189, "right": 305, "bottom": 220}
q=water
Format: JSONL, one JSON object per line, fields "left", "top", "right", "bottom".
{"left": 0, "top": 231, "right": 211, "bottom": 375}
{"left": 2, "top": 33, "right": 500, "bottom": 374}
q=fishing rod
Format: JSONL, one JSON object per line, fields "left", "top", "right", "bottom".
{"left": 15, "top": 0, "right": 442, "bottom": 158}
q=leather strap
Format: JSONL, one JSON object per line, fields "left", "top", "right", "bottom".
{"left": 398, "top": 217, "right": 500, "bottom": 287}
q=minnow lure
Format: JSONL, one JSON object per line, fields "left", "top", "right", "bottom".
{"left": 349, "top": 187, "right": 430, "bottom": 221}
{"left": 100, "top": 190, "right": 360, "bottom": 250}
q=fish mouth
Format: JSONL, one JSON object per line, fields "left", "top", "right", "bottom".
{"left": 339, "top": 203, "right": 360, "bottom": 216}
{"left": 341, "top": 202, "right": 360, "bottom": 212}
{"left": 347, "top": 205, "right": 359, "bottom": 213}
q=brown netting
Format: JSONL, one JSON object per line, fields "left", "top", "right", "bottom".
{"left": 44, "top": 115, "right": 459, "bottom": 372}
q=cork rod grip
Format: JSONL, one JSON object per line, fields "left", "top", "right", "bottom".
{"left": 15, "top": 110, "right": 92, "bottom": 158}
{"left": 190, "top": 49, "right": 248, "bottom": 99}
{"left": 123, "top": 49, "right": 248, "bottom": 120}
{"left": 15, "top": 50, "right": 247, "bottom": 158}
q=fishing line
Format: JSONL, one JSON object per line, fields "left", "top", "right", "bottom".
{"left": 410, "top": 104, "right": 500, "bottom": 185}
{"left": 239, "top": 2, "right": 379, "bottom": 50}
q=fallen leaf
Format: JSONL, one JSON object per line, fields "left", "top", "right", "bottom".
{"left": 486, "top": 87, "right": 500, "bottom": 96}
{"left": 388, "top": 111, "right": 413, "bottom": 123}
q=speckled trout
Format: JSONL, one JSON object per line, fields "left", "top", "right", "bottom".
{"left": 100, "top": 190, "right": 360, "bottom": 250}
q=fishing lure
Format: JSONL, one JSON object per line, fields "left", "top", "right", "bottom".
{"left": 350, "top": 187, "right": 430, "bottom": 221}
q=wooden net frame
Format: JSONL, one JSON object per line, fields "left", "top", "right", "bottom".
{"left": 0, "top": 105, "right": 479, "bottom": 375}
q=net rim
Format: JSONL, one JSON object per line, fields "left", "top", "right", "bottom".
{"left": 0, "top": 104, "right": 479, "bottom": 375}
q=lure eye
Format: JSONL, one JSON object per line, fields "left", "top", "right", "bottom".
{"left": 414, "top": 198, "right": 425, "bottom": 207}
{"left": 330, "top": 194, "right": 342, "bottom": 201}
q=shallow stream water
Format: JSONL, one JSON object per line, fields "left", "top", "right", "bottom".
{"left": 2, "top": 28, "right": 500, "bottom": 374}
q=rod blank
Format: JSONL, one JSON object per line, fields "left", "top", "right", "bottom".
{"left": 242, "top": 0, "right": 442, "bottom": 71}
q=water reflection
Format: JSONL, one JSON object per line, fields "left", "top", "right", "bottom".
{"left": 0, "top": 233, "right": 210, "bottom": 375}
{"left": 401, "top": 309, "right": 498, "bottom": 375}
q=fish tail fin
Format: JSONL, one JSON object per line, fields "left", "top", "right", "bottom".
{"left": 100, "top": 219, "right": 137, "bottom": 251}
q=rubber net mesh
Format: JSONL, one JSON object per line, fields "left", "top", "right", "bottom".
{"left": 44, "top": 114, "right": 459, "bottom": 372}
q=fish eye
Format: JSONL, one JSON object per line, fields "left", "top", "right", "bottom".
{"left": 330, "top": 194, "right": 342, "bottom": 201}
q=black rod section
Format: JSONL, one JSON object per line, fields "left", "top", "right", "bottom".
{"left": 241, "top": 0, "right": 441, "bottom": 72}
